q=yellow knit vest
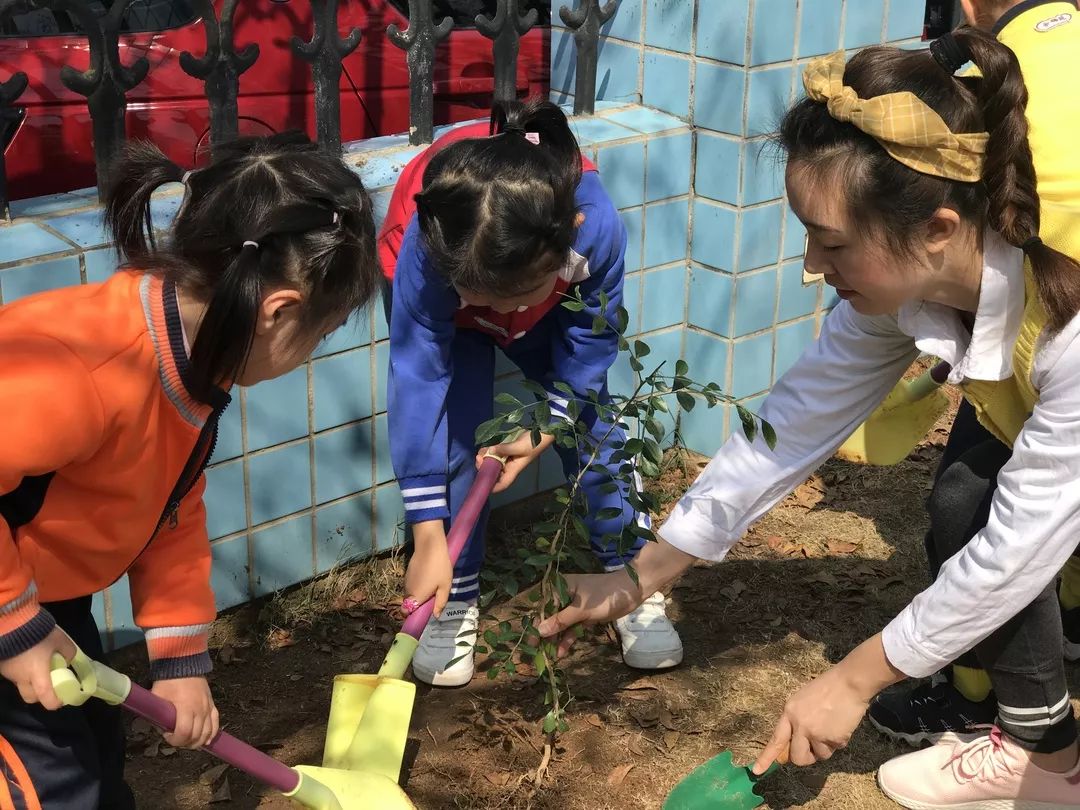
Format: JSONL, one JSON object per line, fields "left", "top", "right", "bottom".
{"left": 959, "top": 267, "right": 1043, "bottom": 447}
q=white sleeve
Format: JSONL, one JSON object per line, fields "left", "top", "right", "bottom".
{"left": 882, "top": 325, "right": 1080, "bottom": 678}
{"left": 661, "top": 302, "right": 920, "bottom": 561}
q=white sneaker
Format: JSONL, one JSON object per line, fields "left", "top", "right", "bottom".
{"left": 411, "top": 601, "right": 479, "bottom": 687}
{"left": 615, "top": 592, "right": 684, "bottom": 670}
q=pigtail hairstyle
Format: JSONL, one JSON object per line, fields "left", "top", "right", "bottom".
{"left": 416, "top": 97, "right": 583, "bottom": 297}
{"left": 954, "top": 27, "right": 1080, "bottom": 332}
{"left": 103, "top": 132, "right": 379, "bottom": 401}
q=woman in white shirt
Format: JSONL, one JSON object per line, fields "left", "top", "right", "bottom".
{"left": 539, "top": 29, "right": 1080, "bottom": 810}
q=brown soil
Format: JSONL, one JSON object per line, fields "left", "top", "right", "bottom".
{"left": 117, "top": 360, "right": 1079, "bottom": 809}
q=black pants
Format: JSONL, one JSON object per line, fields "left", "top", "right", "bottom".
{"left": 0, "top": 596, "right": 135, "bottom": 809}
{"left": 925, "top": 400, "right": 1078, "bottom": 752}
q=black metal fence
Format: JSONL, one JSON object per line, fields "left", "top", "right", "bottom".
{"left": 0, "top": 0, "right": 611, "bottom": 219}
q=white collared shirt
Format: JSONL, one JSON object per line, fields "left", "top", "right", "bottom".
{"left": 663, "top": 232, "right": 1080, "bottom": 677}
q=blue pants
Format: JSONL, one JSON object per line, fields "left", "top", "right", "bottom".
{"left": 445, "top": 326, "right": 648, "bottom": 602}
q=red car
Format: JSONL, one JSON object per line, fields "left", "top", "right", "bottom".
{"left": 0, "top": 0, "right": 550, "bottom": 200}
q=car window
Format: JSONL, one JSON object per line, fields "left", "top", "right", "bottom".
{"left": 387, "top": 0, "right": 550, "bottom": 28}
{"left": 1, "top": 0, "right": 197, "bottom": 37}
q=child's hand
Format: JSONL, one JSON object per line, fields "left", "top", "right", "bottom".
{"left": 478, "top": 432, "right": 555, "bottom": 493}
{"left": 0, "top": 626, "right": 77, "bottom": 711}
{"left": 152, "top": 677, "right": 219, "bottom": 749}
{"left": 405, "top": 520, "right": 454, "bottom": 615}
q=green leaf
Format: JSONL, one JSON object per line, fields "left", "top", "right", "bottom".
{"left": 624, "top": 437, "right": 644, "bottom": 455}
{"left": 617, "top": 334, "right": 629, "bottom": 352}
{"left": 629, "top": 356, "right": 644, "bottom": 373}
{"left": 487, "top": 668, "right": 500, "bottom": 680}
{"left": 525, "top": 554, "right": 551, "bottom": 567}
{"left": 676, "top": 391, "right": 696, "bottom": 412}
{"left": 737, "top": 405, "right": 758, "bottom": 444}
{"left": 633, "top": 340, "right": 651, "bottom": 358}
{"left": 597, "top": 507, "right": 623, "bottom": 520}
{"left": 624, "top": 562, "right": 640, "bottom": 587}
{"left": 645, "top": 417, "right": 665, "bottom": 442}
{"left": 561, "top": 299, "right": 586, "bottom": 312}
{"left": 653, "top": 396, "right": 669, "bottom": 413}
{"left": 599, "top": 289, "right": 609, "bottom": 313}
{"left": 592, "top": 315, "right": 607, "bottom": 335}
{"left": 475, "top": 418, "right": 506, "bottom": 446}
{"left": 495, "top": 392, "right": 522, "bottom": 409}
{"left": 543, "top": 711, "right": 558, "bottom": 734}
{"left": 553, "top": 381, "right": 575, "bottom": 397}
{"left": 531, "top": 428, "right": 542, "bottom": 448}
{"left": 534, "top": 652, "right": 547, "bottom": 679}
{"left": 675, "top": 359, "right": 689, "bottom": 377}
{"left": 643, "top": 438, "right": 663, "bottom": 466}
{"left": 762, "top": 419, "right": 778, "bottom": 451}
{"left": 615, "top": 306, "right": 629, "bottom": 335}
{"left": 641, "top": 457, "right": 660, "bottom": 478}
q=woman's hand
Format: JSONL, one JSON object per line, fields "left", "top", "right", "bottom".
{"left": 0, "top": 626, "right": 77, "bottom": 711}
{"left": 478, "top": 431, "right": 556, "bottom": 494}
{"left": 152, "top": 677, "right": 219, "bottom": 749}
{"left": 753, "top": 633, "right": 906, "bottom": 774}
{"left": 405, "top": 520, "right": 453, "bottom": 616}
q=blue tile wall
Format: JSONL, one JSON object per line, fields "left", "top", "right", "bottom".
{"left": 599, "top": 141, "right": 646, "bottom": 209}
{"left": 731, "top": 332, "right": 774, "bottom": 398}
{"left": 246, "top": 367, "right": 310, "bottom": 452}
{"left": 595, "top": 39, "right": 645, "bottom": 102}
{"left": 622, "top": 270, "right": 642, "bottom": 335}
{"left": 373, "top": 414, "right": 394, "bottom": 485}
{"left": 688, "top": 264, "right": 733, "bottom": 337}
{"left": 83, "top": 246, "right": 120, "bottom": 284}
{"left": 680, "top": 403, "right": 728, "bottom": 457}
{"left": 641, "top": 265, "right": 686, "bottom": 331}
{"left": 0, "top": 256, "right": 81, "bottom": 303}
{"left": 315, "top": 423, "right": 374, "bottom": 505}
{"left": 888, "top": 0, "right": 927, "bottom": 40}
{"left": 606, "top": 106, "right": 686, "bottom": 135}
{"left": 646, "top": 132, "right": 692, "bottom": 202}
{"left": 750, "top": 0, "right": 798, "bottom": 66}
{"left": 374, "top": 485, "right": 405, "bottom": 552}
{"left": 312, "top": 348, "right": 373, "bottom": 432}
{"left": 694, "top": 62, "right": 746, "bottom": 135}
{"left": 695, "top": 132, "right": 741, "bottom": 205}
{"left": 733, "top": 268, "right": 777, "bottom": 336}
{"left": 746, "top": 66, "right": 793, "bottom": 136}
{"left": 621, "top": 207, "right": 644, "bottom": 273}
{"left": 741, "top": 140, "right": 785, "bottom": 205}
{"left": 644, "top": 0, "right": 694, "bottom": 52}
{"left": 315, "top": 494, "right": 374, "bottom": 569}
{"left": 642, "top": 51, "right": 692, "bottom": 120}
{"left": 738, "top": 203, "right": 784, "bottom": 272}
{"left": 844, "top": 0, "right": 887, "bottom": 48}
{"left": 9, "top": 189, "right": 95, "bottom": 219}
{"left": 602, "top": 0, "right": 643, "bottom": 42}
{"left": 691, "top": 199, "right": 737, "bottom": 272}
{"left": 211, "top": 536, "right": 250, "bottom": 609}
{"left": 779, "top": 260, "right": 820, "bottom": 322}
{"left": 696, "top": 1, "right": 749, "bottom": 64}
{"left": 314, "top": 314, "right": 370, "bottom": 359}
{"left": 644, "top": 198, "right": 689, "bottom": 269}
{"left": 104, "top": 579, "right": 140, "bottom": 650}
{"left": 251, "top": 515, "right": 314, "bottom": 598}
{"left": 783, "top": 204, "right": 807, "bottom": 260}
{"left": 205, "top": 461, "right": 247, "bottom": 540}
{"left": 685, "top": 327, "right": 730, "bottom": 387}
{"left": 375, "top": 341, "right": 390, "bottom": 413}
{"left": 212, "top": 400, "right": 244, "bottom": 463}
{"left": 775, "top": 317, "right": 817, "bottom": 380}
{"left": 248, "top": 442, "right": 312, "bottom": 526}
{"left": 800, "top": 0, "right": 844, "bottom": 57}
{"left": 0, "top": 222, "right": 72, "bottom": 266}
{"left": 42, "top": 209, "right": 109, "bottom": 249}
{"left": 569, "top": 116, "right": 638, "bottom": 147}
{"left": 550, "top": 28, "right": 578, "bottom": 102}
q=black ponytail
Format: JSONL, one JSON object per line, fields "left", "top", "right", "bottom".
{"left": 103, "top": 141, "right": 184, "bottom": 261}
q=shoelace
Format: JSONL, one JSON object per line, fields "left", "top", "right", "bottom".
{"left": 429, "top": 609, "right": 479, "bottom": 640}
{"left": 945, "top": 726, "right": 1016, "bottom": 784}
{"left": 624, "top": 593, "right": 667, "bottom": 627}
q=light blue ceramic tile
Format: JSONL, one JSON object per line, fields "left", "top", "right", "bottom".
{"left": 644, "top": 0, "right": 694, "bottom": 52}
{"left": 375, "top": 341, "right": 390, "bottom": 414}
{"left": 251, "top": 515, "right": 315, "bottom": 598}
{"left": 775, "top": 316, "right": 817, "bottom": 380}
{"left": 644, "top": 198, "right": 689, "bottom": 268}
{"left": 345, "top": 133, "right": 412, "bottom": 154}
{"left": 620, "top": 207, "right": 644, "bottom": 273}
{"left": 595, "top": 39, "right": 644, "bottom": 103}
{"left": 353, "top": 151, "right": 417, "bottom": 192}
{"left": 733, "top": 267, "right": 778, "bottom": 336}
{"left": 104, "top": 579, "right": 141, "bottom": 651}
{"left": 691, "top": 199, "right": 737, "bottom": 272}
{"left": 684, "top": 329, "right": 730, "bottom": 392}
{"left": 374, "top": 413, "right": 395, "bottom": 484}
{"left": 783, "top": 204, "right": 807, "bottom": 260}
{"left": 315, "top": 423, "right": 374, "bottom": 505}
{"left": 598, "top": 141, "right": 646, "bottom": 209}
{"left": 374, "top": 293, "right": 390, "bottom": 341}
{"left": 569, "top": 116, "right": 638, "bottom": 147}
{"left": 313, "top": 347, "right": 373, "bottom": 431}
{"left": 646, "top": 132, "right": 692, "bottom": 202}
{"left": 694, "top": 62, "right": 746, "bottom": 135}
{"left": 799, "top": 0, "right": 843, "bottom": 56}
{"left": 641, "top": 265, "right": 686, "bottom": 331}
{"left": 778, "top": 259, "right": 820, "bottom": 322}
{"left": 0, "top": 222, "right": 73, "bottom": 265}
{"left": 211, "top": 400, "right": 244, "bottom": 463}
{"left": 83, "top": 246, "right": 120, "bottom": 284}
{"left": 149, "top": 191, "right": 183, "bottom": 231}
{"left": 740, "top": 393, "right": 768, "bottom": 414}
{"left": 751, "top": 0, "right": 798, "bottom": 65}
{"left": 313, "top": 312, "right": 371, "bottom": 359}
{"left": 694, "top": 131, "right": 740, "bottom": 204}
{"left": 9, "top": 191, "right": 95, "bottom": 219}
{"left": 245, "top": 367, "right": 310, "bottom": 452}
{"left": 844, "top": 0, "right": 887, "bottom": 47}
{"left": 888, "top": 0, "right": 926, "bottom": 40}
{"left": 0, "top": 256, "right": 81, "bottom": 303}
{"left": 822, "top": 283, "right": 842, "bottom": 309}
{"left": 731, "top": 332, "right": 774, "bottom": 398}
{"left": 688, "top": 264, "right": 734, "bottom": 336}
{"left": 248, "top": 441, "right": 312, "bottom": 526}
{"left": 43, "top": 209, "right": 109, "bottom": 249}
{"left": 608, "top": 350, "right": 636, "bottom": 399}
{"left": 737, "top": 203, "right": 783, "bottom": 272}
{"left": 742, "top": 140, "right": 785, "bottom": 204}
{"left": 205, "top": 461, "right": 247, "bottom": 540}
{"left": 602, "top": 0, "right": 643, "bottom": 42}
{"left": 211, "top": 535, "right": 251, "bottom": 610}
{"left": 680, "top": 403, "right": 729, "bottom": 457}
{"left": 622, "top": 269, "right": 642, "bottom": 336}
{"left": 605, "top": 106, "right": 687, "bottom": 135}
{"left": 696, "top": 0, "right": 749, "bottom": 63}
{"left": 746, "top": 65, "right": 793, "bottom": 136}
{"left": 551, "top": 28, "right": 577, "bottom": 103}
{"left": 315, "top": 494, "right": 374, "bottom": 570}
{"left": 374, "top": 485, "right": 407, "bottom": 552}
{"left": 92, "top": 591, "right": 107, "bottom": 638}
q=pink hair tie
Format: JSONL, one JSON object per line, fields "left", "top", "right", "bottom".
{"left": 401, "top": 597, "right": 419, "bottom": 616}
{"left": 524, "top": 132, "right": 540, "bottom": 145}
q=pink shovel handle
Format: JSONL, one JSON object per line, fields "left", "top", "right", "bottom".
{"left": 123, "top": 682, "right": 300, "bottom": 794}
{"left": 399, "top": 455, "right": 504, "bottom": 639}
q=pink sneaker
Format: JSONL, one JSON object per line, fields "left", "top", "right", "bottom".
{"left": 877, "top": 726, "right": 1080, "bottom": 809}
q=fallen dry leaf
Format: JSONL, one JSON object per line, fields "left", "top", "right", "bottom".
{"left": 659, "top": 708, "right": 677, "bottom": 730}
{"left": 218, "top": 645, "right": 235, "bottom": 665}
{"left": 826, "top": 540, "right": 859, "bottom": 555}
{"left": 143, "top": 739, "right": 161, "bottom": 758}
{"left": 199, "top": 764, "right": 229, "bottom": 786}
{"left": 585, "top": 713, "right": 604, "bottom": 728}
{"left": 607, "top": 763, "right": 635, "bottom": 786}
{"left": 663, "top": 731, "right": 681, "bottom": 750}
{"left": 805, "top": 571, "right": 838, "bottom": 586}
{"left": 160, "top": 746, "right": 176, "bottom": 757}
{"left": 210, "top": 777, "right": 232, "bottom": 803}
{"left": 622, "top": 677, "right": 659, "bottom": 691}
{"left": 629, "top": 737, "right": 646, "bottom": 756}
{"left": 719, "top": 580, "right": 747, "bottom": 601}
{"left": 484, "top": 771, "right": 513, "bottom": 787}
{"left": 632, "top": 707, "right": 659, "bottom": 729}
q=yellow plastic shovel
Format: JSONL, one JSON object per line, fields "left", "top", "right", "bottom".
{"left": 837, "top": 361, "right": 951, "bottom": 465}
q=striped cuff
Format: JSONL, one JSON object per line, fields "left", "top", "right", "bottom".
{"left": 401, "top": 475, "right": 450, "bottom": 523}
{"left": 545, "top": 390, "right": 575, "bottom": 423}
{"left": 0, "top": 583, "right": 56, "bottom": 660}
{"left": 448, "top": 572, "right": 480, "bottom": 602}
{"left": 145, "top": 624, "right": 213, "bottom": 681}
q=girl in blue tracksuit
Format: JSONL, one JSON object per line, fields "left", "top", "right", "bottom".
{"left": 377, "top": 99, "right": 683, "bottom": 685}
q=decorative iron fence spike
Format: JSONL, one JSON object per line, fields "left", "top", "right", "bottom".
{"left": 476, "top": 0, "right": 538, "bottom": 107}
{"left": 388, "top": 0, "right": 453, "bottom": 145}
{"left": 559, "top": 0, "right": 616, "bottom": 115}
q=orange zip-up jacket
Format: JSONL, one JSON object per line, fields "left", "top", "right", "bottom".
{"left": 0, "top": 269, "right": 230, "bottom": 680}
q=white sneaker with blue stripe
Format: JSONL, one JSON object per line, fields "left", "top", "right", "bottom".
{"left": 411, "top": 601, "right": 479, "bottom": 687}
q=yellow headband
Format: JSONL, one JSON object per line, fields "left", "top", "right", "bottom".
{"left": 802, "top": 51, "right": 989, "bottom": 183}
